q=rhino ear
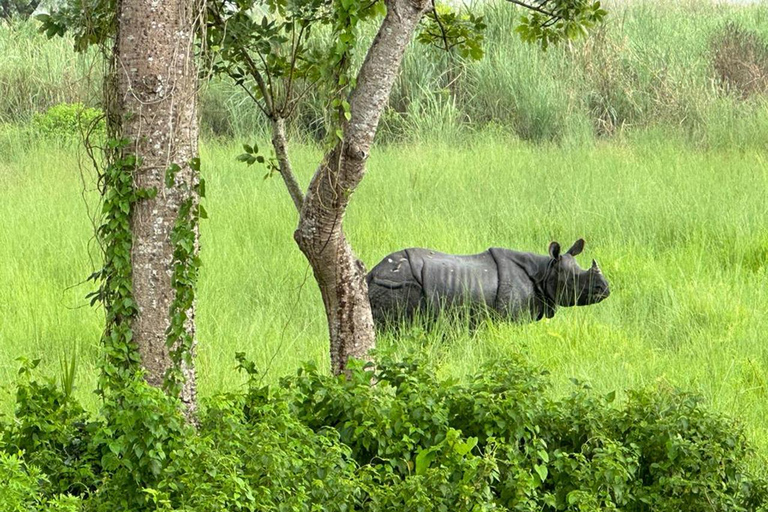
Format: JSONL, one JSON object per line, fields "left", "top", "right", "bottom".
{"left": 549, "top": 241, "right": 561, "bottom": 260}
{"left": 566, "top": 239, "right": 585, "bottom": 256}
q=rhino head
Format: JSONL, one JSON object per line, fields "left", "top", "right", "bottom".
{"left": 545, "top": 239, "right": 610, "bottom": 307}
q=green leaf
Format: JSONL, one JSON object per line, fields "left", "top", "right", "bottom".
{"left": 165, "top": 163, "right": 181, "bottom": 188}
{"left": 455, "top": 437, "right": 478, "bottom": 456}
{"left": 415, "top": 447, "right": 438, "bottom": 475}
{"left": 108, "top": 441, "right": 121, "bottom": 455}
{"left": 236, "top": 153, "right": 256, "bottom": 165}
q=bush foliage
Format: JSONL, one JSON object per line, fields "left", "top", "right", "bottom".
{"left": 1, "top": 353, "right": 766, "bottom": 511}
{"left": 31, "top": 102, "right": 104, "bottom": 139}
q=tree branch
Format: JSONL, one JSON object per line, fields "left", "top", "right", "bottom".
{"left": 297, "top": 0, "right": 431, "bottom": 247}
{"left": 271, "top": 117, "right": 305, "bottom": 212}
{"left": 430, "top": 0, "right": 451, "bottom": 53}
{"left": 209, "top": 2, "right": 275, "bottom": 114}
{"left": 254, "top": 47, "right": 277, "bottom": 114}
{"left": 237, "top": 81, "right": 269, "bottom": 118}
{"left": 505, "top": 0, "right": 556, "bottom": 18}
{"left": 284, "top": 22, "right": 306, "bottom": 113}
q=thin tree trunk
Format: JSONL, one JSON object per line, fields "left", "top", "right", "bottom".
{"left": 295, "top": 0, "right": 430, "bottom": 374}
{"left": 271, "top": 117, "right": 304, "bottom": 212}
{"left": 116, "top": 0, "right": 200, "bottom": 412}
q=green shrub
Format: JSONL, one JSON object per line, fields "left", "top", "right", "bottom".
{"left": 0, "top": 19, "right": 101, "bottom": 123}
{"left": 1, "top": 354, "right": 766, "bottom": 511}
{"left": 0, "top": 451, "right": 82, "bottom": 512}
{"left": 1, "top": 358, "right": 100, "bottom": 497}
{"left": 283, "top": 354, "right": 768, "bottom": 511}
{"left": 0, "top": 451, "right": 42, "bottom": 511}
{"left": 31, "top": 102, "right": 104, "bottom": 139}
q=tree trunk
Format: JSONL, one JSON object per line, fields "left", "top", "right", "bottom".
{"left": 116, "top": 0, "right": 199, "bottom": 412}
{"left": 295, "top": 0, "right": 430, "bottom": 374}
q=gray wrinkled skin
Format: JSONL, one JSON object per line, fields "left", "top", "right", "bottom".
{"left": 366, "top": 239, "right": 610, "bottom": 326}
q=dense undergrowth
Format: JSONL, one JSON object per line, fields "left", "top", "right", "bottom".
{"left": 2, "top": 353, "right": 767, "bottom": 511}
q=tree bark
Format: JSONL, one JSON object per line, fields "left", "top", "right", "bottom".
{"left": 294, "top": 0, "right": 430, "bottom": 374}
{"left": 116, "top": 0, "right": 200, "bottom": 412}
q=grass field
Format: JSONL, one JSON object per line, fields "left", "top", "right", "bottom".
{"left": 1, "top": 129, "right": 767, "bottom": 466}
{"left": 1, "top": 0, "right": 768, "bottom": 484}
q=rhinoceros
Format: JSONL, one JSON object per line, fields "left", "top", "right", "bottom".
{"left": 366, "top": 239, "right": 609, "bottom": 326}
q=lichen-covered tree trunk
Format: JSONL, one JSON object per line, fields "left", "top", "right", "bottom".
{"left": 116, "top": 0, "right": 199, "bottom": 411}
{"left": 294, "top": 0, "right": 430, "bottom": 374}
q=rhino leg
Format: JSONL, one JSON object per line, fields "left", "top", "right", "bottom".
{"left": 367, "top": 252, "right": 423, "bottom": 326}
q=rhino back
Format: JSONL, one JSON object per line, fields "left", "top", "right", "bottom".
{"left": 406, "top": 249, "right": 499, "bottom": 309}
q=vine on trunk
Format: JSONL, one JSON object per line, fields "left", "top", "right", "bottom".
{"left": 164, "top": 158, "right": 205, "bottom": 397}
{"left": 86, "top": 138, "right": 155, "bottom": 392}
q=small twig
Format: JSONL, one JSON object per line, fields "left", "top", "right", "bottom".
{"left": 209, "top": 1, "right": 275, "bottom": 113}
{"left": 236, "top": 81, "right": 270, "bottom": 118}
{"left": 285, "top": 75, "right": 322, "bottom": 119}
{"left": 430, "top": 0, "right": 451, "bottom": 54}
{"left": 284, "top": 22, "right": 307, "bottom": 112}
{"left": 505, "top": 0, "right": 556, "bottom": 18}
{"left": 258, "top": 264, "right": 312, "bottom": 383}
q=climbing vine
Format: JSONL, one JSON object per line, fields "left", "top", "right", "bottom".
{"left": 164, "top": 159, "right": 206, "bottom": 396}
{"left": 39, "top": 0, "right": 145, "bottom": 393}
{"left": 86, "top": 138, "right": 154, "bottom": 392}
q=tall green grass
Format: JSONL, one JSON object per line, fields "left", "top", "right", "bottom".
{"left": 209, "top": 0, "right": 768, "bottom": 145}
{"left": 388, "top": 0, "right": 768, "bottom": 146}
{"left": 1, "top": 130, "right": 766, "bottom": 463}
{"left": 0, "top": 20, "right": 101, "bottom": 123}
{"left": 2, "top": 0, "right": 768, "bottom": 143}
